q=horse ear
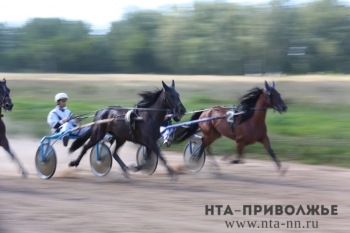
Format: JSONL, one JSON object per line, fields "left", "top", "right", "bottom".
{"left": 271, "top": 81, "right": 275, "bottom": 89}
{"left": 162, "top": 81, "right": 170, "bottom": 91}
{"left": 2, "top": 78, "right": 6, "bottom": 83}
{"left": 264, "top": 80, "right": 270, "bottom": 90}
{"left": 171, "top": 80, "right": 175, "bottom": 88}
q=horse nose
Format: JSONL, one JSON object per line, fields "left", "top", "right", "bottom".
{"left": 180, "top": 106, "right": 186, "bottom": 115}
{"left": 6, "top": 103, "right": 13, "bottom": 110}
{"left": 283, "top": 106, "right": 287, "bottom": 112}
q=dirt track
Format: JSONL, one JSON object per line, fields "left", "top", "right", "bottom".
{"left": 0, "top": 138, "right": 349, "bottom": 233}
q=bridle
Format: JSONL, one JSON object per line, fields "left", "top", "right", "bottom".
{"left": 0, "top": 82, "right": 11, "bottom": 110}
{"left": 264, "top": 88, "right": 282, "bottom": 112}
{"left": 163, "top": 89, "right": 177, "bottom": 114}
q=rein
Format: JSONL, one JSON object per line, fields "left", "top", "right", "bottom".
{"left": 251, "top": 107, "right": 268, "bottom": 110}
{"left": 72, "top": 106, "right": 168, "bottom": 120}
{"left": 184, "top": 106, "right": 268, "bottom": 115}
{"left": 184, "top": 105, "right": 238, "bottom": 114}
{"left": 74, "top": 94, "right": 272, "bottom": 122}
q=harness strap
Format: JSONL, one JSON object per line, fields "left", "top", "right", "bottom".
{"left": 227, "top": 105, "right": 245, "bottom": 138}
{"left": 125, "top": 110, "right": 134, "bottom": 124}
{"left": 124, "top": 109, "right": 139, "bottom": 144}
{"left": 228, "top": 108, "right": 236, "bottom": 138}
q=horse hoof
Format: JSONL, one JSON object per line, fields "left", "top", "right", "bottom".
{"left": 126, "top": 163, "right": 140, "bottom": 173}
{"left": 122, "top": 167, "right": 131, "bottom": 179}
{"left": 279, "top": 165, "right": 289, "bottom": 176}
{"left": 123, "top": 171, "right": 130, "bottom": 179}
{"left": 170, "top": 171, "right": 179, "bottom": 182}
{"left": 230, "top": 159, "right": 244, "bottom": 164}
{"left": 135, "top": 166, "right": 142, "bottom": 172}
{"left": 68, "top": 161, "right": 78, "bottom": 167}
{"left": 221, "top": 155, "right": 230, "bottom": 161}
{"left": 229, "top": 159, "right": 238, "bottom": 164}
{"left": 131, "top": 165, "right": 142, "bottom": 172}
{"left": 21, "top": 170, "right": 29, "bottom": 178}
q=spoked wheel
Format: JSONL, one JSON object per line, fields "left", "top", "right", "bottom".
{"left": 183, "top": 141, "right": 206, "bottom": 172}
{"left": 35, "top": 143, "right": 57, "bottom": 179}
{"left": 136, "top": 146, "right": 158, "bottom": 175}
{"left": 90, "top": 142, "right": 113, "bottom": 177}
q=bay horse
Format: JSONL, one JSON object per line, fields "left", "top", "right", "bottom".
{"left": 175, "top": 81, "right": 288, "bottom": 172}
{"left": 0, "top": 78, "right": 28, "bottom": 177}
{"left": 68, "top": 80, "right": 186, "bottom": 179}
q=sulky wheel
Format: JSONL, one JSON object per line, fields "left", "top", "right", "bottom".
{"left": 183, "top": 141, "right": 206, "bottom": 172}
{"left": 136, "top": 145, "right": 158, "bottom": 175}
{"left": 35, "top": 143, "right": 57, "bottom": 179}
{"left": 90, "top": 142, "right": 113, "bottom": 177}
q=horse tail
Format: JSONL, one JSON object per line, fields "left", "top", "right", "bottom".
{"left": 69, "top": 127, "right": 92, "bottom": 153}
{"left": 175, "top": 111, "right": 203, "bottom": 143}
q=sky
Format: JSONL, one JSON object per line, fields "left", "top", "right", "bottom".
{"left": 0, "top": 0, "right": 328, "bottom": 34}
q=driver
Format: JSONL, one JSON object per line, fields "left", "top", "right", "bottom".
{"left": 47, "top": 93, "right": 113, "bottom": 147}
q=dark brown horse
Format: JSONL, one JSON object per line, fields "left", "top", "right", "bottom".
{"left": 0, "top": 78, "right": 27, "bottom": 177}
{"left": 68, "top": 80, "right": 186, "bottom": 179}
{"left": 175, "top": 81, "right": 287, "bottom": 172}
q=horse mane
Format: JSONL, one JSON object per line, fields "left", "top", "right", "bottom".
{"left": 135, "top": 89, "right": 163, "bottom": 108}
{"left": 238, "top": 87, "right": 263, "bottom": 124}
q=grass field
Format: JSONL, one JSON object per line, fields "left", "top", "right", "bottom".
{"left": 2, "top": 73, "right": 350, "bottom": 168}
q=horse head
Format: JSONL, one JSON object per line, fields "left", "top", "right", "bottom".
{"left": 162, "top": 80, "right": 186, "bottom": 120}
{"left": 0, "top": 78, "right": 13, "bottom": 112}
{"left": 264, "top": 80, "right": 287, "bottom": 113}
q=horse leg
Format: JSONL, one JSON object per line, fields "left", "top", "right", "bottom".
{"left": 231, "top": 142, "right": 245, "bottom": 164}
{"left": 69, "top": 132, "right": 105, "bottom": 167}
{"left": 191, "top": 135, "right": 221, "bottom": 174}
{"left": 132, "top": 146, "right": 154, "bottom": 173}
{"left": 199, "top": 131, "right": 222, "bottom": 169}
{"left": 111, "top": 139, "right": 130, "bottom": 178}
{"left": 203, "top": 143, "right": 221, "bottom": 174}
{"left": 0, "top": 137, "right": 28, "bottom": 177}
{"left": 148, "top": 142, "right": 178, "bottom": 181}
{"left": 206, "top": 145, "right": 213, "bottom": 155}
{"left": 261, "top": 136, "right": 282, "bottom": 170}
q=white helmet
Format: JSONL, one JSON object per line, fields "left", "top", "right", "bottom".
{"left": 55, "top": 93, "right": 69, "bottom": 102}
